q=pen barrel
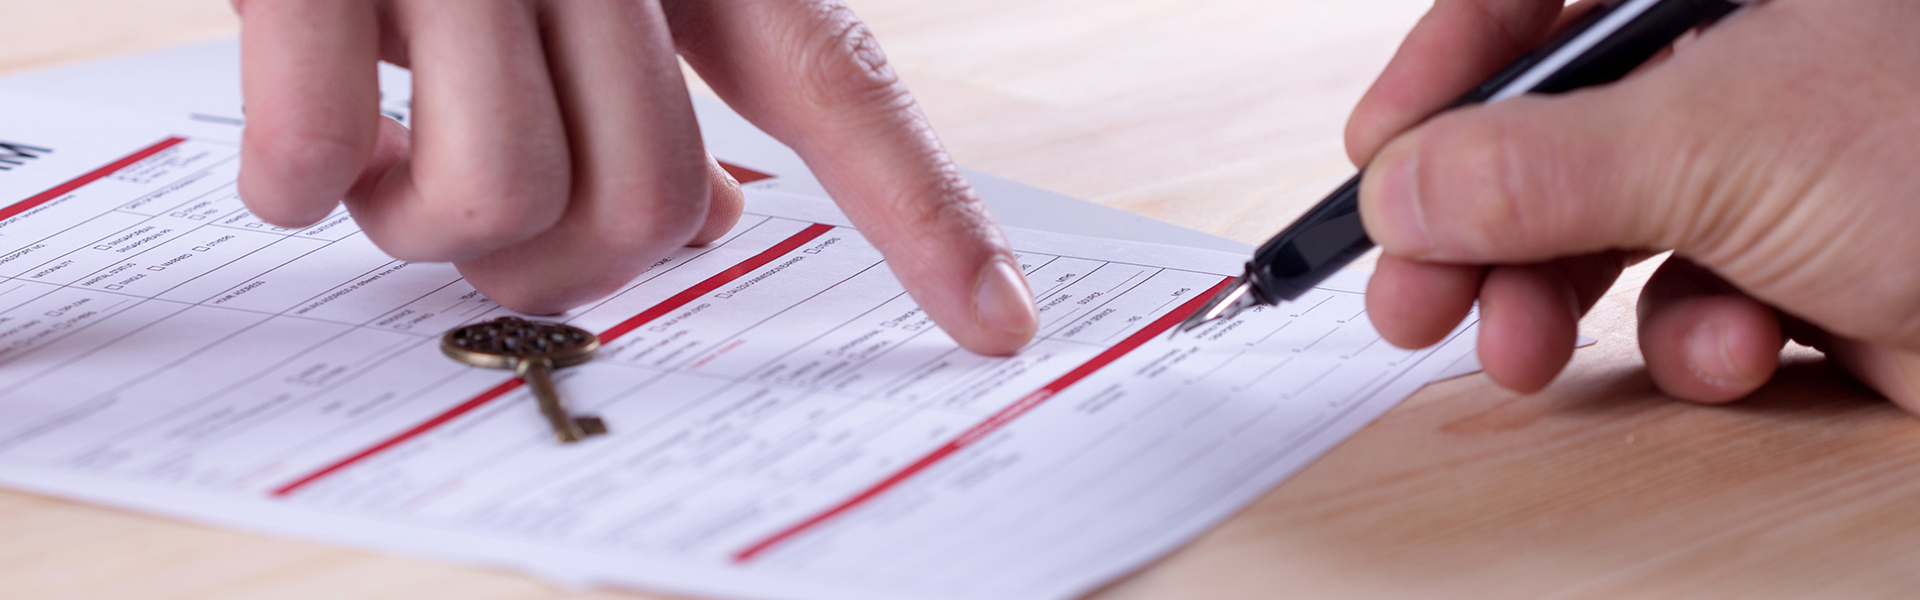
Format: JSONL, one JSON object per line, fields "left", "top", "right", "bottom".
{"left": 1248, "top": 174, "right": 1373, "bottom": 303}
{"left": 1454, "top": 0, "right": 1741, "bottom": 105}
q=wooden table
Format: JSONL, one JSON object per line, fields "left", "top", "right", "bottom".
{"left": 4, "top": 1, "right": 1916, "bottom": 598}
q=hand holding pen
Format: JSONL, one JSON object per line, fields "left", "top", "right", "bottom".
{"left": 1191, "top": 0, "right": 1920, "bottom": 413}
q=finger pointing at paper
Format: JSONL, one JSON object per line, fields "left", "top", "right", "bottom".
{"left": 1351, "top": 0, "right": 1920, "bottom": 410}
{"left": 231, "top": 0, "right": 1040, "bottom": 356}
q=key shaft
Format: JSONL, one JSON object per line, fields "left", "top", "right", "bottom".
{"left": 516, "top": 357, "right": 590, "bottom": 443}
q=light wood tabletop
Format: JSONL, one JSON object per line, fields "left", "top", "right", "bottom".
{"left": 4, "top": 1, "right": 1917, "bottom": 598}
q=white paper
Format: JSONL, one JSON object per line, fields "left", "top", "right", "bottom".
{"left": 0, "top": 93, "right": 1476, "bottom": 600}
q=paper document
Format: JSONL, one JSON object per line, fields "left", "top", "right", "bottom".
{"left": 0, "top": 94, "right": 1477, "bottom": 599}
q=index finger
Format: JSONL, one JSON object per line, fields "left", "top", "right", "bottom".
{"left": 665, "top": 0, "right": 1038, "bottom": 356}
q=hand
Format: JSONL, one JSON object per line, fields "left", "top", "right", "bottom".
{"left": 231, "top": 0, "right": 1040, "bottom": 355}
{"left": 1345, "top": 0, "right": 1920, "bottom": 411}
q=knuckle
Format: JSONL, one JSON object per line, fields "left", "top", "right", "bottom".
{"left": 1428, "top": 104, "right": 1621, "bottom": 261}
{"left": 789, "top": 1, "right": 914, "bottom": 119}
{"left": 1428, "top": 113, "right": 1537, "bottom": 256}
{"left": 869, "top": 163, "right": 996, "bottom": 256}
{"left": 419, "top": 176, "right": 569, "bottom": 251}
{"left": 591, "top": 211, "right": 697, "bottom": 257}
{"left": 581, "top": 167, "right": 712, "bottom": 253}
{"left": 417, "top": 139, "right": 574, "bottom": 250}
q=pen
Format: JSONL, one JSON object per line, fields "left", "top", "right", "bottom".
{"left": 1174, "top": 0, "right": 1757, "bottom": 336}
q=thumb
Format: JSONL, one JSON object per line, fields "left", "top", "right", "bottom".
{"left": 1357, "top": 90, "right": 1700, "bottom": 264}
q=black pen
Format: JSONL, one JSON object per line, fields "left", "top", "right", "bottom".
{"left": 1175, "top": 0, "right": 1757, "bottom": 335}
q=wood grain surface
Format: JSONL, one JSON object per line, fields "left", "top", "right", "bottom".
{"left": 2, "top": 1, "right": 1914, "bottom": 598}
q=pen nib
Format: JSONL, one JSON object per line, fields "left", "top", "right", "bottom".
{"left": 1171, "top": 276, "right": 1260, "bottom": 339}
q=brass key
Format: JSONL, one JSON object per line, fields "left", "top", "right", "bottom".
{"left": 441, "top": 316, "right": 608, "bottom": 443}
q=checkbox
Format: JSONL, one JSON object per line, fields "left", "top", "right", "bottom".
{"left": 105, "top": 285, "right": 122, "bottom": 290}
{"left": 147, "top": 266, "right": 164, "bottom": 271}
{"left": 169, "top": 212, "right": 184, "bottom": 217}
{"left": 192, "top": 246, "right": 210, "bottom": 252}
{"left": 94, "top": 245, "right": 111, "bottom": 250}
{"left": 44, "top": 311, "right": 58, "bottom": 317}
{"left": 245, "top": 222, "right": 262, "bottom": 228}
{"left": 803, "top": 248, "right": 820, "bottom": 254}
{"left": 188, "top": 214, "right": 206, "bottom": 220}
{"left": 715, "top": 293, "right": 733, "bottom": 299}
{"left": 271, "top": 227, "right": 288, "bottom": 232}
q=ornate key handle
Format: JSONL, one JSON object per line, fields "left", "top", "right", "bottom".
{"left": 441, "top": 316, "right": 600, "bottom": 369}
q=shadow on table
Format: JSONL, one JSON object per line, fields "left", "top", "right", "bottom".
{"left": 1554, "top": 352, "right": 1890, "bottom": 420}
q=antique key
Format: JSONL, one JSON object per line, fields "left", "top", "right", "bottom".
{"left": 441, "top": 316, "right": 608, "bottom": 443}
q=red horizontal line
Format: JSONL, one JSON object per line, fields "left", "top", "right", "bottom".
{"left": 268, "top": 380, "right": 521, "bottom": 497}
{"left": 599, "top": 223, "right": 834, "bottom": 342}
{"left": 0, "top": 137, "right": 184, "bottom": 222}
{"left": 717, "top": 161, "right": 774, "bottom": 184}
{"left": 269, "top": 222, "right": 836, "bottom": 498}
{"left": 730, "top": 276, "right": 1235, "bottom": 563}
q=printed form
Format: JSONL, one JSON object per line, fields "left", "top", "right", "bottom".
{"left": 0, "top": 93, "right": 1477, "bottom": 600}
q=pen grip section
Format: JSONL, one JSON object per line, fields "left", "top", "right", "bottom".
{"left": 1249, "top": 173, "right": 1373, "bottom": 303}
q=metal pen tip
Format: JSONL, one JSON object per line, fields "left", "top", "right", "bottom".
{"left": 1171, "top": 276, "right": 1260, "bottom": 339}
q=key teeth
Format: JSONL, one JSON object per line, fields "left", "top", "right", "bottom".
{"left": 574, "top": 416, "right": 608, "bottom": 436}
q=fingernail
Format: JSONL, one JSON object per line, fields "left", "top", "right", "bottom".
{"left": 1686, "top": 320, "right": 1740, "bottom": 388}
{"left": 974, "top": 257, "right": 1039, "bottom": 339}
{"left": 1370, "top": 150, "right": 1435, "bottom": 254}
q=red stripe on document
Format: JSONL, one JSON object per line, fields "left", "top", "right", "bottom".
{"left": 0, "top": 137, "right": 185, "bottom": 222}
{"left": 269, "top": 222, "right": 837, "bottom": 498}
{"left": 717, "top": 161, "right": 774, "bottom": 184}
{"left": 597, "top": 223, "right": 834, "bottom": 341}
{"left": 731, "top": 276, "right": 1236, "bottom": 563}
{"left": 267, "top": 379, "right": 523, "bottom": 497}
